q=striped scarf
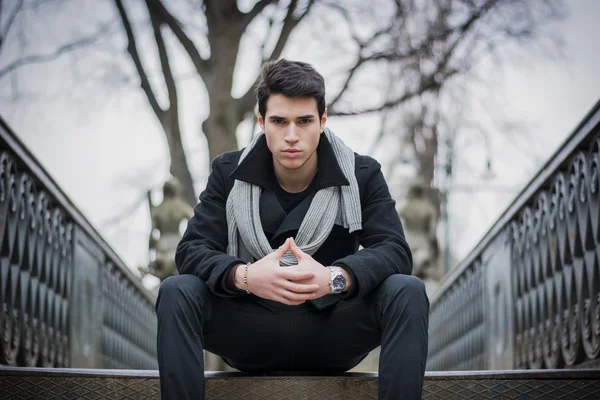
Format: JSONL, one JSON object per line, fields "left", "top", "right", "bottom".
{"left": 226, "top": 128, "right": 361, "bottom": 265}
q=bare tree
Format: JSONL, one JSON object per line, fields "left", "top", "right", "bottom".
{"left": 112, "top": 0, "right": 315, "bottom": 205}
{"left": 279, "top": 0, "right": 563, "bottom": 282}
{"left": 322, "top": 0, "right": 564, "bottom": 184}
{"left": 0, "top": 0, "right": 315, "bottom": 206}
{"left": 0, "top": 0, "right": 565, "bottom": 206}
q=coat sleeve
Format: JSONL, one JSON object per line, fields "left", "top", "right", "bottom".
{"left": 332, "top": 162, "right": 413, "bottom": 298}
{"left": 175, "top": 157, "right": 246, "bottom": 297}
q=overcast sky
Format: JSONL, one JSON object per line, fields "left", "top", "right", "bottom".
{"left": 1, "top": 1, "right": 599, "bottom": 289}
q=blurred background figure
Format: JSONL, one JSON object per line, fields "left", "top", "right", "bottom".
{"left": 398, "top": 180, "right": 441, "bottom": 297}
{"left": 139, "top": 178, "right": 193, "bottom": 282}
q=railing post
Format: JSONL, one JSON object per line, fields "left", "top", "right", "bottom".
{"left": 483, "top": 229, "right": 515, "bottom": 370}
{"left": 69, "top": 229, "right": 104, "bottom": 368}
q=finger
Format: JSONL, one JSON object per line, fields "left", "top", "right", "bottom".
{"left": 273, "top": 293, "right": 306, "bottom": 306}
{"left": 279, "top": 289, "right": 315, "bottom": 302}
{"left": 279, "top": 269, "right": 315, "bottom": 282}
{"left": 278, "top": 298, "right": 305, "bottom": 306}
{"left": 280, "top": 280, "right": 319, "bottom": 294}
{"left": 272, "top": 238, "right": 290, "bottom": 259}
{"left": 289, "top": 237, "right": 305, "bottom": 259}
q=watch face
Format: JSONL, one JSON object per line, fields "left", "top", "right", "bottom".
{"left": 332, "top": 274, "right": 346, "bottom": 291}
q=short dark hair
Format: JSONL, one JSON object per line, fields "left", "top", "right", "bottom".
{"left": 255, "top": 59, "right": 326, "bottom": 119}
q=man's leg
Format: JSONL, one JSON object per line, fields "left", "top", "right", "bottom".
{"left": 287, "top": 274, "right": 429, "bottom": 399}
{"left": 156, "top": 274, "right": 316, "bottom": 399}
{"left": 156, "top": 275, "right": 209, "bottom": 400}
{"left": 374, "top": 274, "right": 429, "bottom": 399}
{"left": 156, "top": 273, "right": 429, "bottom": 400}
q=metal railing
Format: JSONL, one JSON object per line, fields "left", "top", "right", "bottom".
{"left": 6, "top": 97, "right": 599, "bottom": 373}
{"left": 0, "top": 117, "right": 157, "bottom": 369}
{"left": 427, "top": 99, "right": 600, "bottom": 371}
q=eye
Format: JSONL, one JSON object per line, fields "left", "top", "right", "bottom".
{"left": 299, "top": 119, "right": 312, "bottom": 124}
{"left": 272, "top": 119, "right": 285, "bottom": 125}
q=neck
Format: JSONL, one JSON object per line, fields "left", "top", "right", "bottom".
{"left": 274, "top": 152, "right": 318, "bottom": 193}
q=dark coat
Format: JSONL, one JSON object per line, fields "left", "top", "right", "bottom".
{"left": 175, "top": 134, "right": 412, "bottom": 308}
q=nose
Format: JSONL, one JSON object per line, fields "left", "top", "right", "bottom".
{"left": 285, "top": 124, "right": 299, "bottom": 143}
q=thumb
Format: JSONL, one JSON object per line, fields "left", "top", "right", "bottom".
{"left": 272, "top": 238, "right": 291, "bottom": 259}
{"left": 289, "top": 237, "right": 305, "bottom": 259}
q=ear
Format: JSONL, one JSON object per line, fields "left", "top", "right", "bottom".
{"left": 320, "top": 108, "right": 327, "bottom": 131}
{"left": 257, "top": 113, "right": 265, "bottom": 131}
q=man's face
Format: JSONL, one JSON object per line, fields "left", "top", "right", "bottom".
{"left": 258, "top": 94, "right": 326, "bottom": 172}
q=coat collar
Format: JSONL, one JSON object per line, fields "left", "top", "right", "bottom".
{"left": 229, "top": 133, "right": 350, "bottom": 190}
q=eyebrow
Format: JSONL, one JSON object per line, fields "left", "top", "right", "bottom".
{"left": 268, "top": 115, "right": 316, "bottom": 120}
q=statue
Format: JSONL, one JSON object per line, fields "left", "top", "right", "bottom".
{"left": 139, "top": 178, "right": 193, "bottom": 282}
{"left": 140, "top": 178, "right": 235, "bottom": 372}
{"left": 398, "top": 181, "right": 441, "bottom": 295}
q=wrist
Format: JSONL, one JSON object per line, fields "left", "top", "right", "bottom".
{"left": 234, "top": 264, "right": 246, "bottom": 290}
{"left": 340, "top": 268, "right": 352, "bottom": 292}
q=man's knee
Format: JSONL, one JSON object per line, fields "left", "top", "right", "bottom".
{"left": 156, "top": 274, "right": 208, "bottom": 313}
{"left": 379, "top": 274, "right": 429, "bottom": 310}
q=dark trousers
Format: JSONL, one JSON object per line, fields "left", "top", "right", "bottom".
{"left": 156, "top": 273, "right": 429, "bottom": 400}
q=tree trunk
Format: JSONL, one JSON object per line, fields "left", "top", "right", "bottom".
{"left": 412, "top": 123, "right": 441, "bottom": 217}
{"left": 202, "top": 98, "right": 242, "bottom": 166}
{"left": 160, "top": 115, "right": 197, "bottom": 207}
{"left": 201, "top": 22, "right": 246, "bottom": 167}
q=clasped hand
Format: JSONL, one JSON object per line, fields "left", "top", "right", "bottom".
{"left": 236, "top": 238, "right": 331, "bottom": 305}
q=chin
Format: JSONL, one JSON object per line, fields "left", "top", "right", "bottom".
{"left": 278, "top": 158, "right": 306, "bottom": 170}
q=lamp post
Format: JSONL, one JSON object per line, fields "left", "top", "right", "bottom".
{"left": 441, "top": 135, "right": 453, "bottom": 274}
{"left": 440, "top": 131, "right": 495, "bottom": 274}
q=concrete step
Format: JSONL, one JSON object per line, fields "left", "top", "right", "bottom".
{"left": 1, "top": 367, "right": 600, "bottom": 399}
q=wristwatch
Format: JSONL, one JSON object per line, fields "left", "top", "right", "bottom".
{"left": 328, "top": 266, "right": 346, "bottom": 294}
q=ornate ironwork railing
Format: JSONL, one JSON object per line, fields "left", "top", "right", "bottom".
{"left": 428, "top": 99, "right": 600, "bottom": 371}
{"left": 0, "top": 117, "right": 157, "bottom": 369}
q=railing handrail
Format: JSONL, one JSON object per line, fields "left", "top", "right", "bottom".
{"left": 0, "top": 115, "right": 156, "bottom": 304}
{"left": 431, "top": 97, "right": 600, "bottom": 306}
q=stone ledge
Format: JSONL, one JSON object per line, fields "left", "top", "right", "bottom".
{"left": 1, "top": 367, "right": 600, "bottom": 399}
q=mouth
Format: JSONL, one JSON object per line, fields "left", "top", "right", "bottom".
{"left": 282, "top": 149, "right": 302, "bottom": 157}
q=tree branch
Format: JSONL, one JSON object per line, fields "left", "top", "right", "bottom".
{"left": 237, "top": 0, "right": 315, "bottom": 116}
{"left": 329, "top": 0, "right": 499, "bottom": 115}
{"left": 325, "top": 2, "right": 403, "bottom": 111}
{"left": 325, "top": 3, "right": 369, "bottom": 46}
{"left": 147, "top": 0, "right": 210, "bottom": 77}
{"left": 243, "top": 0, "right": 275, "bottom": 26}
{"left": 267, "top": 0, "right": 314, "bottom": 61}
{"left": 0, "top": 0, "right": 23, "bottom": 48}
{"left": 114, "top": 0, "right": 164, "bottom": 121}
{"left": 0, "top": 19, "right": 112, "bottom": 80}
{"left": 146, "top": 0, "right": 177, "bottom": 117}
{"left": 327, "top": 55, "right": 365, "bottom": 111}
{"left": 329, "top": 68, "right": 459, "bottom": 117}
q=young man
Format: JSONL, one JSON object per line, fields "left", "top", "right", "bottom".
{"left": 156, "top": 59, "right": 429, "bottom": 400}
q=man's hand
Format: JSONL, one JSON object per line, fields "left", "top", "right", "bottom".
{"left": 235, "top": 238, "right": 320, "bottom": 305}
{"left": 288, "top": 238, "right": 352, "bottom": 299}
{"left": 286, "top": 238, "right": 330, "bottom": 299}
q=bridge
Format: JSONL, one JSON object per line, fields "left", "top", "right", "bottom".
{"left": 1, "top": 100, "right": 600, "bottom": 398}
